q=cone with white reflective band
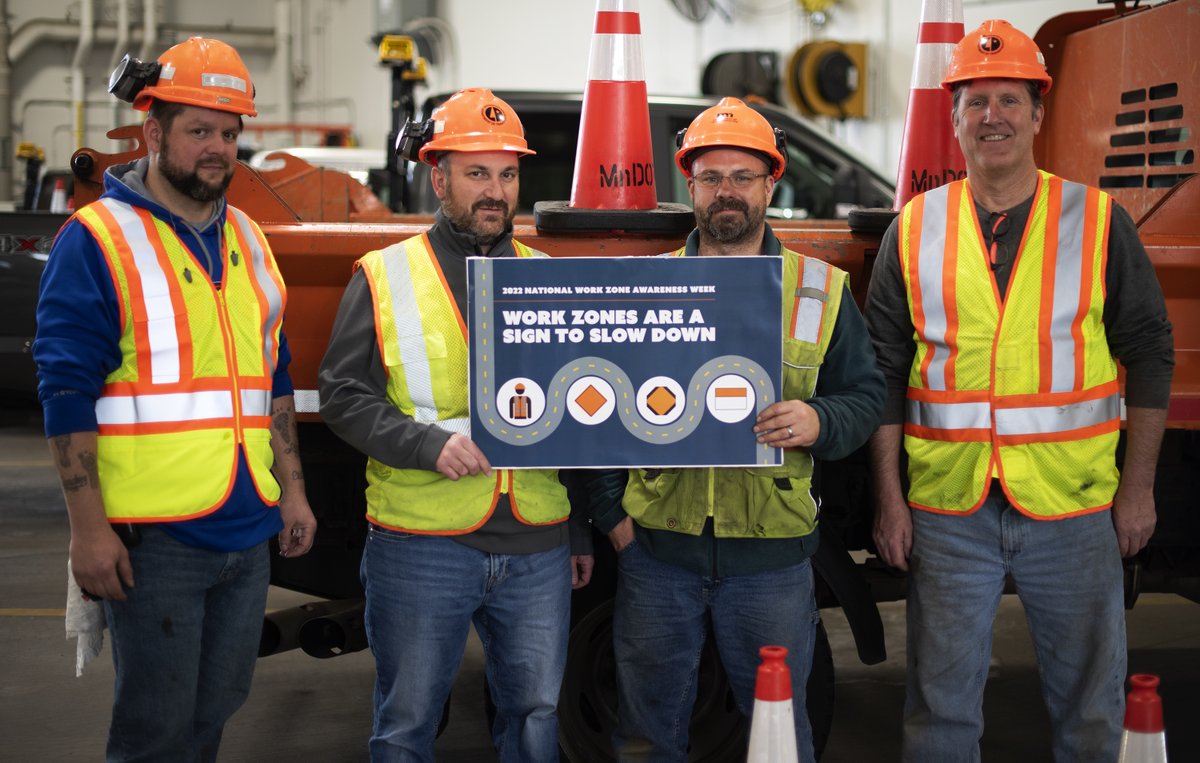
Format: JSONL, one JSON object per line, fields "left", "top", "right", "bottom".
{"left": 1118, "top": 674, "right": 1168, "bottom": 762}
{"left": 747, "top": 645, "right": 799, "bottom": 763}
{"left": 570, "top": 0, "right": 657, "bottom": 210}
{"left": 50, "top": 178, "right": 69, "bottom": 214}
{"left": 893, "top": 0, "right": 966, "bottom": 209}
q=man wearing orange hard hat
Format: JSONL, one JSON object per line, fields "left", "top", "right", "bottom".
{"left": 588, "top": 97, "right": 884, "bottom": 761}
{"left": 34, "top": 37, "right": 316, "bottom": 760}
{"left": 865, "top": 20, "right": 1173, "bottom": 761}
{"left": 319, "top": 89, "right": 622, "bottom": 762}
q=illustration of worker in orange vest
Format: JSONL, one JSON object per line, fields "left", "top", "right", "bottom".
{"left": 510, "top": 382, "right": 532, "bottom": 420}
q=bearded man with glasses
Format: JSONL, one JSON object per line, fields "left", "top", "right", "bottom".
{"left": 589, "top": 97, "right": 885, "bottom": 762}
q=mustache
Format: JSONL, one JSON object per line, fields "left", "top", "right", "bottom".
{"left": 706, "top": 197, "right": 749, "bottom": 216}
{"left": 473, "top": 199, "right": 509, "bottom": 214}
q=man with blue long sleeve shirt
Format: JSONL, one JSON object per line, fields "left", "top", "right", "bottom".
{"left": 34, "top": 37, "right": 315, "bottom": 762}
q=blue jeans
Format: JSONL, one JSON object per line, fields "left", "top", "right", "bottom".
{"left": 101, "top": 526, "right": 269, "bottom": 763}
{"left": 904, "top": 490, "right": 1126, "bottom": 763}
{"left": 612, "top": 540, "right": 818, "bottom": 763}
{"left": 360, "top": 526, "right": 571, "bottom": 763}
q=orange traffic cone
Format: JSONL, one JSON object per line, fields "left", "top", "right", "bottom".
{"left": 1118, "top": 674, "right": 1168, "bottom": 762}
{"left": 50, "top": 178, "right": 69, "bottom": 213}
{"left": 747, "top": 646, "right": 799, "bottom": 763}
{"left": 569, "top": 0, "right": 657, "bottom": 210}
{"left": 893, "top": 0, "right": 966, "bottom": 209}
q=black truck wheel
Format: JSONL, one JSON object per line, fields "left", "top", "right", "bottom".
{"left": 558, "top": 599, "right": 835, "bottom": 761}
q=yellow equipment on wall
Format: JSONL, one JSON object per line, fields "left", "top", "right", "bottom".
{"left": 787, "top": 41, "right": 867, "bottom": 119}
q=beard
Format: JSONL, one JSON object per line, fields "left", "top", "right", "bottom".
{"left": 695, "top": 196, "right": 762, "bottom": 245}
{"left": 158, "top": 135, "right": 234, "bottom": 203}
{"left": 441, "top": 181, "right": 514, "bottom": 246}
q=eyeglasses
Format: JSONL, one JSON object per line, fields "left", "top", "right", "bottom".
{"left": 692, "top": 172, "right": 770, "bottom": 190}
{"left": 985, "top": 211, "right": 1010, "bottom": 269}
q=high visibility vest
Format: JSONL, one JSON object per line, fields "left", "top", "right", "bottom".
{"left": 357, "top": 233, "right": 569, "bottom": 533}
{"left": 622, "top": 246, "right": 842, "bottom": 538}
{"left": 74, "top": 198, "right": 285, "bottom": 520}
{"left": 899, "top": 171, "right": 1120, "bottom": 517}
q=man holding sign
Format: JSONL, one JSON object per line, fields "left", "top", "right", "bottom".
{"left": 318, "top": 89, "right": 620, "bottom": 762}
{"left": 590, "top": 98, "right": 885, "bottom": 762}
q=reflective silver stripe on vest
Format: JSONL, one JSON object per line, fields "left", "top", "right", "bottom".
{"left": 240, "top": 389, "right": 272, "bottom": 417}
{"left": 293, "top": 389, "right": 320, "bottom": 414}
{"left": 228, "top": 208, "right": 284, "bottom": 377}
{"left": 906, "top": 398, "right": 991, "bottom": 430}
{"left": 916, "top": 184, "right": 951, "bottom": 391}
{"left": 383, "top": 240, "right": 446, "bottom": 430}
{"left": 437, "top": 417, "right": 471, "bottom": 437}
{"left": 793, "top": 258, "right": 828, "bottom": 344}
{"left": 995, "top": 393, "right": 1120, "bottom": 436}
{"left": 96, "top": 390, "right": 234, "bottom": 424}
{"left": 1048, "top": 181, "right": 1088, "bottom": 393}
{"left": 100, "top": 199, "right": 181, "bottom": 384}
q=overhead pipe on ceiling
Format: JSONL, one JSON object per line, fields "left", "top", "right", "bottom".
{"left": 70, "top": 0, "right": 95, "bottom": 157}
{"left": 275, "top": 0, "right": 292, "bottom": 124}
{"left": 9, "top": 21, "right": 275, "bottom": 65}
{"left": 109, "top": 0, "right": 130, "bottom": 130}
{"left": 0, "top": 0, "right": 13, "bottom": 203}
{"left": 138, "top": 0, "right": 157, "bottom": 61}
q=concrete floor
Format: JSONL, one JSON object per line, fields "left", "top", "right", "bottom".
{"left": 3, "top": 401, "right": 1199, "bottom": 762}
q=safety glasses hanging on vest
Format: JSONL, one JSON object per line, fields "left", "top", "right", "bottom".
{"left": 985, "top": 211, "right": 1011, "bottom": 269}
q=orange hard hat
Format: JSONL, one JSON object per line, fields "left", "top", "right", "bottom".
{"left": 132, "top": 37, "right": 257, "bottom": 116}
{"left": 417, "top": 89, "right": 535, "bottom": 166}
{"left": 674, "top": 97, "right": 787, "bottom": 180}
{"left": 942, "top": 20, "right": 1053, "bottom": 95}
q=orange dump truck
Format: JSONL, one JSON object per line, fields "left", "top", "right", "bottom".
{"left": 52, "top": 1, "right": 1199, "bottom": 759}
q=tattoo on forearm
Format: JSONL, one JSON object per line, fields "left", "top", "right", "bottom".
{"left": 52, "top": 436, "right": 101, "bottom": 493}
{"left": 52, "top": 435, "right": 72, "bottom": 468}
{"left": 80, "top": 450, "right": 99, "bottom": 488}
{"left": 291, "top": 469, "right": 304, "bottom": 482}
{"left": 272, "top": 402, "right": 299, "bottom": 455}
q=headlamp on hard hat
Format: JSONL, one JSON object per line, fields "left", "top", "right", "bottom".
{"left": 396, "top": 117, "right": 437, "bottom": 162}
{"left": 108, "top": 54, "right": 163, "bottom": 104}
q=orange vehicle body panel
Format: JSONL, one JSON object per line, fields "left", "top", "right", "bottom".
{"left": 68, "top": 1, "right": 1199, "bottom": 429}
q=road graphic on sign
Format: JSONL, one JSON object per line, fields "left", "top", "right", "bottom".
{"left": 468, "top": 255, "right": 785, "bottom": 468}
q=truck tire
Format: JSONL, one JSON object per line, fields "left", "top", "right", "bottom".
{"left": 557, "top": 599, "right": 835, "bottom": 761}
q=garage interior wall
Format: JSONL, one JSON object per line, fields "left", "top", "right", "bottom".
{"left": 4, "top": 0, "right": 1101, "bottom": 204}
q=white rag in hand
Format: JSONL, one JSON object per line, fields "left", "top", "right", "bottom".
{"left": 65, "top": 559, "right": 106, "bottom": 677}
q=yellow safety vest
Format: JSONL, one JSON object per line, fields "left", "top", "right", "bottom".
{"left": 75, "top": 199, "right": 285, "bottom": 521}
{"left": 622, "top": 246, "right": 843, "bottom": 538}
{"left": 899, "top": 171, "right": 1119, "bottom": 517}
{"left": 357, "top": 233, "right": 569, "bottom": 533}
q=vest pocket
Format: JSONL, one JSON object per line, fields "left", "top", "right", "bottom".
{"left": 734, "top": 466, "right": 814, "bottom": 538}
{"left": 624, "top": 469, "right": 684, "bottom": 528}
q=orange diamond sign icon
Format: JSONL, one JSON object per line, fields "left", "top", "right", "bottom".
{"left": 646, "top": 386, "right": 677, "bottom": 416}
{"left": 574, "top": 384, "right": 607, "bottom": 417}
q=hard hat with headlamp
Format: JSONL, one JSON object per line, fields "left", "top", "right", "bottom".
{"left": 108, "top": 36, "right": 257, "bottom": 117}
{"left": 395, "top": 89, "right": 535, "bottom": 166}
